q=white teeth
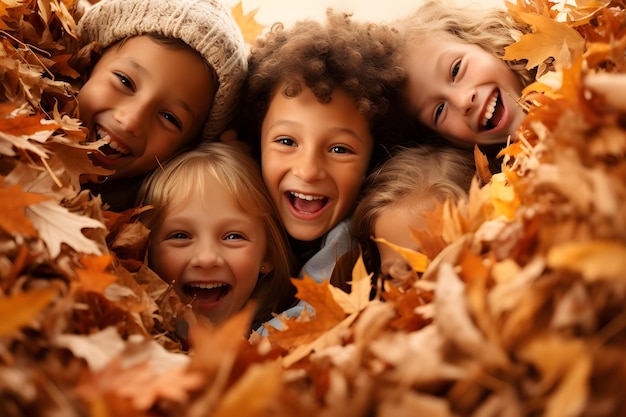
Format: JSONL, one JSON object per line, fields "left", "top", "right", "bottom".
{"left": 291, "top": 192, "right": 323, "bottom": 201}
{"left": 95, "top": 126, "right": 130, "bottom": 155}
{"left": 187, "top": 282, "right": 227, "bottom": 290}
{"left": 481, "top": 91, "right": 499, "bottom": 127}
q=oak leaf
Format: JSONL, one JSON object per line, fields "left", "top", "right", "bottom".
{"left": 26, "top": 199, "right": 105, "bottom": 258}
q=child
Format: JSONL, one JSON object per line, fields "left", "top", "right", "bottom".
{"left": 242, "top": 11, "right": 407, "bottom": 286}
{"left": 138, "top": 141, "right": 297, "bottom": 333}
{"left": 352, "top": 145, "right": 475, "bottom": 280}
{"left": 394, "top": 0, "right": 536, "bottom": 148}
{"left": 76, "top": 0, "right": 248, "bottom": 211}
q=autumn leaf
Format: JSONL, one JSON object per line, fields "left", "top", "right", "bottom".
{"left": 268, "top": 276, "right": 346, "bottom": 350}
{"left": 373, "top": 237, "right": 430, "bottom": 273}
{"left": 0, "top": 181, "right": 50, "bottom": 236}
{"left": 230, "top": 1, "right": 265, "bottom": 45}
{"left": 26, "top": 199, "right": 106, "bottom": 258}
{"left": 328, "top": 254, "right": 372, "bottom": 314}
{"left": 546, "top": 240, "right": 626, "bottom": 281}
{"left": 0, "top": 286, "right": 58, "bottom": 337}
{"left": 74, "top": 254, "right": 118, "bottom": 294}
{"left": 503, "top": 12, "right": 585, "bottom": 70}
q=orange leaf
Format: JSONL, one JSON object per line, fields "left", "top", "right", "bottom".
{"left": 268, "top": 277, "right": 346, "bottom": 350}
{"left": 0, "top": 181, "right": 50, "bottom": 236}
{"left": 503, "top": 12, "right": 585, "bottom": 70}
{"left": 230, "top": 1, "right": 266, "bottom": 45}
{"left": 0, "top": 286, "right": 58, "bottom": 337}
{"left": 74, "top": 254, "right": 118, "bottom": 294}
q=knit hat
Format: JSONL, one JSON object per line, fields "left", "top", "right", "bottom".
{"left": 77, "top": 0, "right": 248, "bottom": 141}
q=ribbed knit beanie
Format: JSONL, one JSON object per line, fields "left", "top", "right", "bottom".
{"left": 77, "top": 0, "right": 248, "bottom": 141}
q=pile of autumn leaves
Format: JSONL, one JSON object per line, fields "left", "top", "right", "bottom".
{"left": 1, "top": 0, "right": 625, "bottom": 416}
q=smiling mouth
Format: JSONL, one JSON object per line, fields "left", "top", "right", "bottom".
{"left": 479, "top": 90, "right": 504, "bottom": 132}
{"left": 184, "top": 282, "right": 231, "bottom": 305}
{"left": 94, "top": 126, "right": 131, "bottom": 160}
{"left": 288, "top": 191, "right": 328, "bottom": 214}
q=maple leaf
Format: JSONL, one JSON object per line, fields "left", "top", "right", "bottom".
{"left": 74, "top": 254, "right": 118, "bottom": 294}
{"left": 328, "top": 254, "right": 372, "bottom": 314}
{"left": 0, "top": 181, "right": 50, "bottom": 236}
{"left": 503, "top": 12, "right": 585, "bottom": 70}
{"left": 0, "top": 286, "right": 58, "bottom": 337}
{"left": 268, "top": 276, "right": 346, "bottom": 350}
{"left": 230, "top": 1, "right": 265, "bottom": 45}
{"left": 26, "top": 199, "right": 105, "bottom": 258}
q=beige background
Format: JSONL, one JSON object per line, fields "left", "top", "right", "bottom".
{"left": 222, "top": 0, "right": 507, "bottom": 27}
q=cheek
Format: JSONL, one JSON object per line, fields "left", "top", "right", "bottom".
{"left": 148, "top": 244, "right": 178, "bottom": 284}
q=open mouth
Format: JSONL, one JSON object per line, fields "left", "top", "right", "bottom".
{"left": 479, "top": 90, "right": 504, "bottom": 132}
{"left": 94, "top": 126, "right": 131, "bottom": 160}
{"left": 288, "top": 191, "right": 328, "bottom": 214}
{"left": 183, "top": 282, "right": 231, "bottom": 305}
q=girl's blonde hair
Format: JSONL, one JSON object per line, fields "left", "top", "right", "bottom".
{"left": 396, "top": 0, "right": 535, "bottom": 88}
{"left": 352, "top": 145, "right": 475, "bottom": 275}
{"left": 138, "top": 141, "right": 296, "bottom": 330}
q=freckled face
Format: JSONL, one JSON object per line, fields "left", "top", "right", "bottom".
{"left": 260, "top": 87, "right": 373, "bottom": 242}
{"left": 402, "top": 33, "right": 525, "bottom": 146}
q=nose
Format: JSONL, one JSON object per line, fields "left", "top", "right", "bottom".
{"left": 114, "top": 99, "right": 149, "bottom": 135}
{"left": 291, "top": 147, "right": 325, "bottom": 182}
{"left": 190, "top": 240, "right": 224, "bottom": 269}
{"left": 450, "top": 87, "right": 476, "bottom": 115}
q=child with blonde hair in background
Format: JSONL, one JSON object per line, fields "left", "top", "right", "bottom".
{"left": 352, "top": 145, "right": 475, "bottom": 281}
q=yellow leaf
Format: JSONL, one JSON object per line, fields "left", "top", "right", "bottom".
{"left": 230, "top": 1, "right": 265, "bottom": 45}
{"left": 328, "top": 253, "right": 372, "bottom": 314}
{"left": 489, "top": 173, "right": 519, "bottom": 220}
{"left": 0, "top": 287, "right": 58, "bottom": 337}
{"left": 373, "top": 237, "right": 430, "bottom": 273}
{"left": 546, "top": 240, "right": 626, "bottom": 281}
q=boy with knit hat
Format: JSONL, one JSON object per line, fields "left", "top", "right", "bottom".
{"left": 76, "top": 0, "right": 247, "bottom": 211}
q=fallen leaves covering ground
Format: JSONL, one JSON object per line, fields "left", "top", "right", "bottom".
{"left": 1, "top": 0, "right": 625, "bottom": 416}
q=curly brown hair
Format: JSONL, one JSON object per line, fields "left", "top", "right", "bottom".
{"left": 242, "top": 9, "right": 409, "bottom": 169}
